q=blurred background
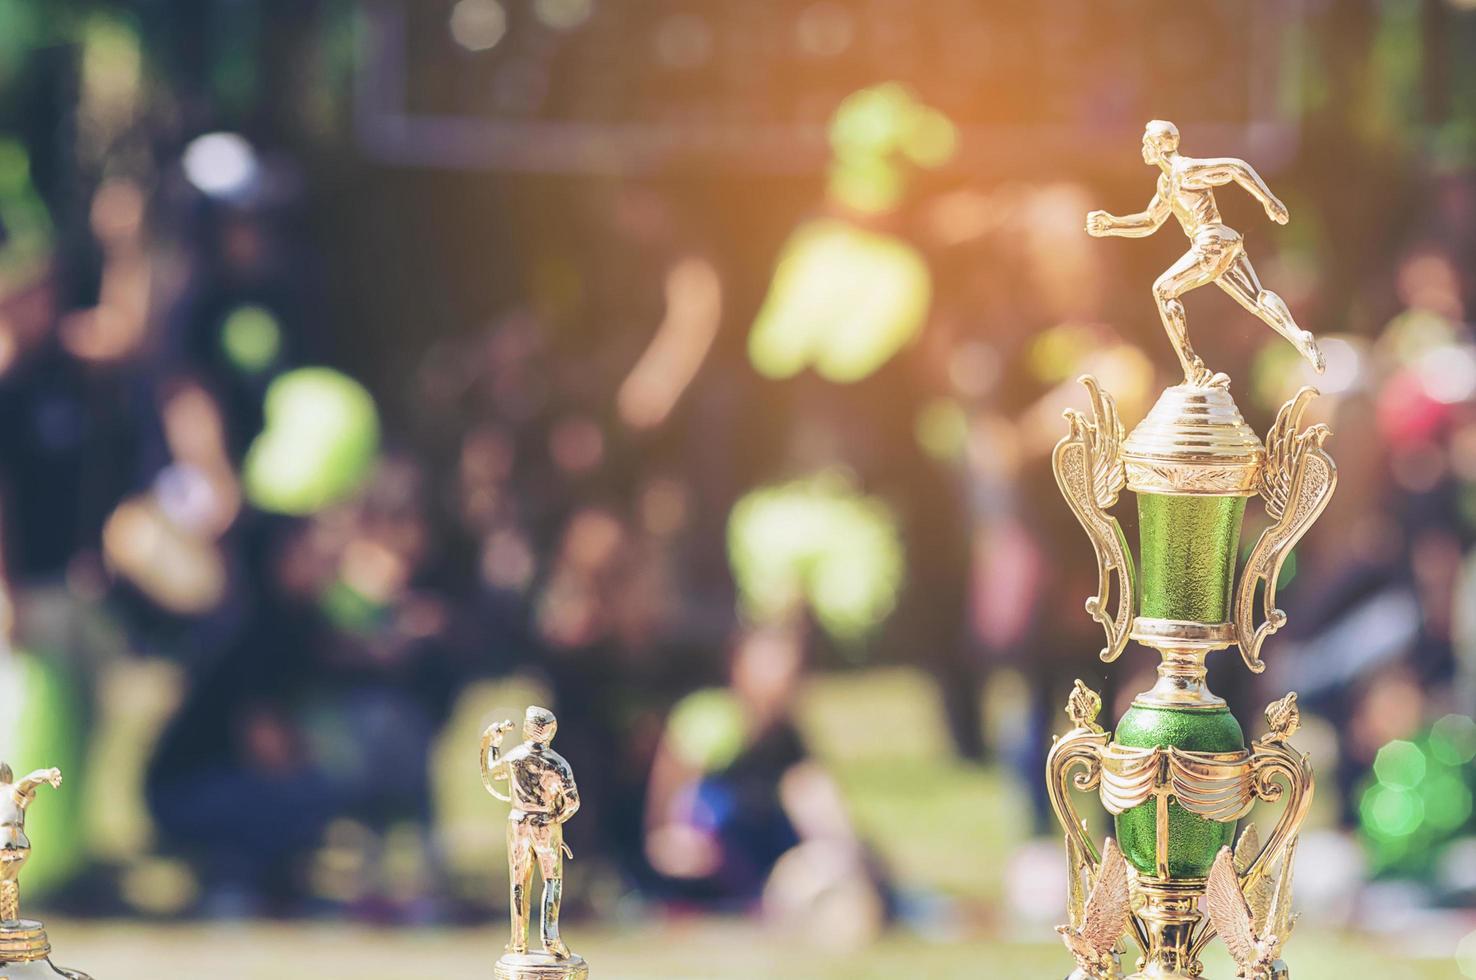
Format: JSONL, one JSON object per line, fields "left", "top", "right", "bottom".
{"left": 1, "top": 0, "right": 1476, "bottom": 977}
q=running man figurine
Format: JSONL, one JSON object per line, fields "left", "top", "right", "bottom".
{"left": 1086, "top": 120, "right": 1325, "bottom": 388}
{"left": 0, "top": 762, "right": 62, "bottom": 923}
{"left": 482, "top": 707, "right": 587, "bottom": 980}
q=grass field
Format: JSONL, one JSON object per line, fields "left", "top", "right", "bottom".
{"left": 31, "top": 666, "right": 1476, "bottom": 977}
{"left": 50, "top": 919, "right": 1463, "bottom": 979}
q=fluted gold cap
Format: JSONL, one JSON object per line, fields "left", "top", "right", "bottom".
{"left": 1123, "top": 385, "right": 1263, "bottom": 495}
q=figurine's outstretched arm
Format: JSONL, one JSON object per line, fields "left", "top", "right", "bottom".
{"left": 14, "top": 767, "right": 62, "bottom": 802}
{"left": 480, "top": 722, "right": 514, "bottom": 803}
{"left": 1182, "top": 157, "right": 1288, "bottom": 224}
{"left": 1086, "top": 190, "right": 1170, "bottom": 239}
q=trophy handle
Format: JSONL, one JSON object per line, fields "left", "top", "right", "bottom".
{"left": 1189, "top": 715, "right": 1314, "bottom": 961}
{"left": 1234, "top": 388, "right": 1336, "bottom": 672}
{"left": 1053, "top": 376, "right": 1135, "bottom": 663}
{"left": 1046, "top": 718, "right": 1149, "bottom": 956}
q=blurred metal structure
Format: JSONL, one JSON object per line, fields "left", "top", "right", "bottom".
{"left": 482, "top": 707, "right": 587, "bottom": 980}
{"left": 354, "top": 0, "right": 1306, "bottom": 174}
{"left": 1046, "top": 124, "right": 1334, "bottom": 979}
{"left": 0, "top": 763, "right": 92, "bottom": 980}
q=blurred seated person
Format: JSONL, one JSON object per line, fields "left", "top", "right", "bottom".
{"left": 643, "top": 621, "right": 887, "bottom": 946}
{"left": 146, "top": 457, "right": 461, "bottom": 918}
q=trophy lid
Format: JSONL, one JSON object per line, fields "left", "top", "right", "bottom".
{"left": 1122, "top": 384, "right": 1263, "bottom": 496}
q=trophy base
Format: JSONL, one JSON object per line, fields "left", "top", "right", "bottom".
{"left": 0, "top": 961, "right": 94, "bottom": 979}
{"left": 0, "top": 919, "right": 93, "bottom": 979}
{"left": 495, "top": 951, "right": 589, "bottom": 980}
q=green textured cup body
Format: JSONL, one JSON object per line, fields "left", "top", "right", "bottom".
{"left": 1112, "top": 703, "right": 1245, "bottom": 877}
{"left": 1136, "top": 492, "right": 1246, "bottom": 623}
{"left": 1114, "top": 492, "right": 1249, "bottom": 877}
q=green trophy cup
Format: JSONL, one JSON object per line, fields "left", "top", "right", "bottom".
{"left": 1047, "top": 121, "right": 1337, "bottom": 980}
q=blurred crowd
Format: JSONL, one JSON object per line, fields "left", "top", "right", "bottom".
{"left": 2, "top": 0, "right": 1476, "bottom": 949}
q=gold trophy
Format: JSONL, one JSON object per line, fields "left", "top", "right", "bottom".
{"left": 0, "top": 763, "right": 92, "bottom": 979}
{"left": 481, "top": 707, "right": 587, "bottom": 980}
{"left": 1048, "top": 121, "right": 1336, "bottom": 980}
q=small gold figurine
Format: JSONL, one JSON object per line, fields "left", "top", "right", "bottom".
{"left": 1086, "top": 120, "right": 1325, "bottom": 388}
{"left": 0, "top": 762, "right": 92, "bottom": 979}
{"left": 481, "top": 707, "right": 587, "bottom": 980}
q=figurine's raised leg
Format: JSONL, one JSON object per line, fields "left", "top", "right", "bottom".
{"left": 507, "top": 819, "right": 536, "bottom": 955}
{"left": 1216, "top": 254, "right": 1325, "bottom": 373}
{"left": 1153, "top": 250, "right": 1224, "bottom": 388}
{"left": 535, "top": 823, "right": 570, "bottom": 958}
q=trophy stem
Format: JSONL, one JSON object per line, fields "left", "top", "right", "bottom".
{"left": 1129, "top": 878, "right": 1204, "bottom": 979}
{"left": 1131, "top": 619, "right": 1238, "bottom": 709}
{"left": 1147, "top": 648, "right": 1218, "bottom": 707}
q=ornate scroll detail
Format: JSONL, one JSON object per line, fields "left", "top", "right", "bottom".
{"left": 1047, "top": 690, "right": 1110, "bottom": 868}
{"left": 1261, "top": 693, "right": 1301, "bottom": 745}
{"left": 1123, "top": 459, "right": 1259, "bottom": 496}
{"left": 1234, "top": 387, "right": 1336, "bottom": 672}
{"left": 1067, "top": 679, "right": 1106, "bottom": 734}
{"left": 1054, "top": 375, "right": 1135, "bottom": 663}
{"left": 1047, "top": 684, "right": 1150, "bottom": 959}
{"left": 1098, "top": 744, "right": 1255, "bottom": 823}
{"left": 1166, "top": 747, "right": 1255, "bottom": 823}
{"left": 1099, "top": 743, "right": 1159, "bottom": 815}
{"left": 1191, "top": 694, "right": 1313, "bottom": 969}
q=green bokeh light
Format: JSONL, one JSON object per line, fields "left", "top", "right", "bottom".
{"left": 1360, "top": 782, "right": 1425, "bottom": 839}
{"left": 825, "top": 83, "right": 957, "bottom": 214}
{"left": 243, "top": 367, "right": 380, "bottom": 515}
{"left": 1431, "top": 714, "right": 1476, "bottom": 766}
{"left": 1420, "top": 771, "right": 1473, "bottom": 831}
{"left": 220, "top": 304, "right": 283, "bottom": 373}
{"left": 727, "top": 472, "right": 904, "bottom": 646}
{"left": 1372, "top": 739, "right": 1427, "bottom": 789}
{"left": 667, "top": 689, "right": 745, "bottom": 773}
{"left": 748, "top": 219, "right": 930, "bottom": 384}
{"left": 1458, "top": 927, "right": 1476, "bottom": 979}
{"left": 915, "top": 397, "right": 968, "bottom": 461}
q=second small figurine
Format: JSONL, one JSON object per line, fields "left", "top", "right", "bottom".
{"left": 0, "top": 762, "right": 93, "bottom": 979}
{"left": 481, "top": 707, "right": 587, "bottom": 980}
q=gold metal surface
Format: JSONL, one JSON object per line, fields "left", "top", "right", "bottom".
{"left": 1051, "top": 122, "right": 1335, "bottom": 980}
{"left": 1086, "top": 120, "right": 1325, "bottom": 388}
{"left": 0, "top": 763, "right": 62, "bottom": 925}
{"left": 1047, "top": 689, "right": 1315, "bottom": 979}
{"left": 1047, "top": 687, "right": 1152, "bottom": 959}
{"left": 1057, "top": 837, "right": 1132, "bottom": 980}
{"left": 1234, "top": 389, "right": 1337, "bottom": 672}
{"left": 1131, "top": 620, "right": 1235, "bottom": 707}
{"left": 1122, "top": 385, "right": 1264, "bottom": 495}
{"left": 0, "top": 763, "right": 91, "bottom": 979}
{"left": 482, "top": 707, "right": 587, "bottom": 977}
{"left": 1128, "top": 877, "right": 1206, "bottom": 979}
{"left": 493, "top": 952, "right": 590, "bottom": 980}
{"left": 0, "top": 920, "right": 50, "bottom": 961}
{"left": 1204, "top": 847, "right": 1291, "bottom": 980}
{"left": 1053, "top": 376, "right": 1135, "bottom": 662}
